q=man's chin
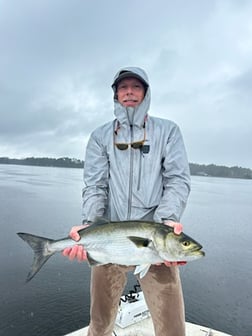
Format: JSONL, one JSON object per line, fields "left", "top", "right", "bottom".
{"left": 122, "top": 102, "right": 138, "bottom": 107}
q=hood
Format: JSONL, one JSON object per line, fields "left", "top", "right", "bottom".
{"left": 112, "top": 67, "right": 151, "bottom": 128}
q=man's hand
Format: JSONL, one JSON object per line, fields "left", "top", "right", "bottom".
{"left": 62, "top": 224, "right": 89, "bottom": 262}
{"left": 162, "top": 220, "right": 187, "bottom": 267}
{"left": 163, "top": 260, "right": 187, "bottom": 266}
{"left": 163, "top": 220, "right": 183, "bottom": 235}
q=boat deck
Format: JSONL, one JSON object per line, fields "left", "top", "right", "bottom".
{"left": 65, "top": 318, "right": 232, "bottom": 336}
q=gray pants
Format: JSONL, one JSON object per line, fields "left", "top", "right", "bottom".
{"left": 87, "top": 264, "right": 185, "bottom": 336}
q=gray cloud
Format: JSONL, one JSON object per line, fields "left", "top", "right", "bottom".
{"left": 0, "top": 0, "right": 252, "bottom": 167}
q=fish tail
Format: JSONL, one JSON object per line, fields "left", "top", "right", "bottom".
{"left": 17, "top": 232, "right": 55, "bottom": 282}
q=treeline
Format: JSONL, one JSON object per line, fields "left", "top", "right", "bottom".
{"left": 0, "top": 157, "right": 252, "bottom": 179}
{"left": 0, "top": 157, "right": 83, "bottom": 168}
{"left": 189, "top": 163, "right": 252, "bottom": 179}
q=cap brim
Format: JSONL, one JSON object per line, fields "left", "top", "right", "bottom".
{"left": 113, "top": 72, "right": 148, "bottom": 88}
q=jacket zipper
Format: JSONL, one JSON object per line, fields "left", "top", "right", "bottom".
{"left": 127, "top": 124, "right": 134, "bottom": 219}
{"left": 137, "top": 152, "right": 142, "bottom": 191}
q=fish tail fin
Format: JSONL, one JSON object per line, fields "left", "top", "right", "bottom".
{"left": 17, "top": 232, "right": 55, "bottom": 282}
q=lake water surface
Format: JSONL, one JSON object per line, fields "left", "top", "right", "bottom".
{"left": 0, "top": 164, "right": 251, "bottom": 336}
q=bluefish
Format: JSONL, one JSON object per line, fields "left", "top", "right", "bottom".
{"left": 17, "top": 218, "right": 205, "bottom": 282}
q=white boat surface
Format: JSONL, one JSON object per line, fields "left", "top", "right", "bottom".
{"left": 65, "top": 291, "right": 232, "bottom": 336}
{"left": 66, "top": 318, "right": 231, "bottom": 336}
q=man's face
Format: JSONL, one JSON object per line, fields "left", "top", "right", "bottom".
{"left": 117, "top": 78, "right": 145, "bottom": 107}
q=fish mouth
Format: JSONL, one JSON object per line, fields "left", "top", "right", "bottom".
{"left": 194, "top": 250, "right": 205, "bottom": 256}
{"left": 186, "top": 245, "right": 205, "bottom": 256}
{"left": 192, "top": 245, "right": 202, "bottom": 252}
{"left": 191, "top": 249, "right": 205, "bottom": 257}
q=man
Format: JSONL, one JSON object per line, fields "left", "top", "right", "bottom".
{"left": 63, "top": 67, "right": 191, "bottom": 336}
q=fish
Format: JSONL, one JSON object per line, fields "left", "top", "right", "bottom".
{"left": 17, "top": 218, "right": 205, "bottom": 282}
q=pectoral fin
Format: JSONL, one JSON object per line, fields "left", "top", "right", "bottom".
{"left": 128, "top": 236, "right": 152, "bottom": 248}
{"left": 134, "top": 264, "right": 151, "bottom": 278}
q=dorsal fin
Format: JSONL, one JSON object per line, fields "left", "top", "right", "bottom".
{"left": 78, "top": 217, "right": 109, "bottom": 235}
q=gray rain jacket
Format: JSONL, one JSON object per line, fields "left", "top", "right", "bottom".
{"left": 82, "top": 67, "right": 191, "bottom": 223}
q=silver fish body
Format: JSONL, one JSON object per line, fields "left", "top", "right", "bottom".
{"left": 17, "top": 219, "right": 205, "bottom": 282}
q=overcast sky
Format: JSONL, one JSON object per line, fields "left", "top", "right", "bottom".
{"left": 1, "top": 0, "right": 252, "bottom": 168}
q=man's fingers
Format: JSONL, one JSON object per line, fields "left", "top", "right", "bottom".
{"left": 67, "top": 245, "right": 77, "bottom": 260}
{"left": 76, "top": 245, "right": 87, "bottom": 262}
{"left": 62, "top": 247, "right": 71, "bottom": 257}
{"left": 69, "top": 224, "right": 90, "bottom": 241}
{"left": 164, "top": 221, "right": 183, "bottom": 235}
{"left": 69, "top": 227, "right": 81, "bottom": 241}
{"left": 164, "top": 261, "right": 187, "bottom": 267}
{"left": 62, "top": 245, "right": 87, "bottom": 262}
{"left": 171, "top": 222, "right": 183, "bottom": 235}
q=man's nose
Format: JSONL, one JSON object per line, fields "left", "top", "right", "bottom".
{"left": 126, "top": 86, "right": 133, "bottom": 94}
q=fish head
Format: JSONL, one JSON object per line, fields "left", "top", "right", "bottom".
{"left": 156, "top": 228, "right": 205, "bottom": 262}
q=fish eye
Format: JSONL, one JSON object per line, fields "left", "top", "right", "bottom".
{"left": 182, "top": 241, "right": 191, "bottom": 247}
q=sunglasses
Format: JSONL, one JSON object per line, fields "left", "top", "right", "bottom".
{"left": 114, "top": 126, "right": 146, "bottom": 150}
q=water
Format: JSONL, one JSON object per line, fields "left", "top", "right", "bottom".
{"left": 0, "top": 164, "right": 251, "bottom": 336}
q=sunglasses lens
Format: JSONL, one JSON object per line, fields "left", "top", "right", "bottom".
{"left": 131, "top": 142, "right": 143, "bottom": 149}
{"left": 116, "top": 144, "right": 128, "bottom": 150}
{"left": 114, "top": 126, "right": 145, "bottom": 150}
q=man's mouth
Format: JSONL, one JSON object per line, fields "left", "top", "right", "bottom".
{"left": 123, "top": 99, "right": 138, "bottom": 103}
